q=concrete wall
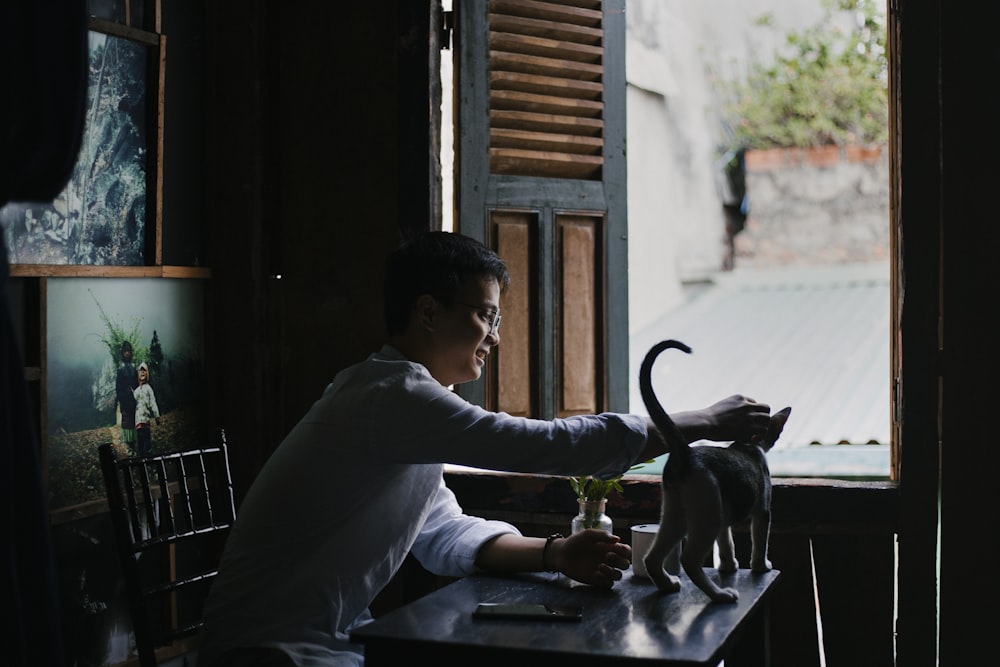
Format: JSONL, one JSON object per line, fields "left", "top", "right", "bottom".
{"left": 624, "top": 0, "right": 843, "bottom": 332}
{"left": 737, "top": 145, "right": 890, "bottom": 266}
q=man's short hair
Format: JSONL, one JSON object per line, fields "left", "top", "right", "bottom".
{"left": 383, "top": 231, "right": 510, "bottom": 335}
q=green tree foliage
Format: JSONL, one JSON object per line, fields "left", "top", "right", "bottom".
{"left": 149, "top": 329, "right": 163, "bottom": 377}
{"left": 90, "top": 289, "right": 146, "bottom": 365}
{"left": 719, "top": 0, "right": 887, "bottom": 150}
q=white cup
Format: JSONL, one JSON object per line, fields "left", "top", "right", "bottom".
{"left": 630, "top": 524, "right": 658, "bottom": 578}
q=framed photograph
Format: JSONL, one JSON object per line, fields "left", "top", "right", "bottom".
{"left": 45, "top": 277, "right": 206, "bottom": 512}
{"left": 0, "top": 21, "right": 161, "bottom": 266}
{"left": 86, "top": 0, "right": 149, "bottom": 29}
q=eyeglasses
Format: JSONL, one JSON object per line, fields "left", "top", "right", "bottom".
{"left": 451, "top": 300, "right": 502, "bottom": 335}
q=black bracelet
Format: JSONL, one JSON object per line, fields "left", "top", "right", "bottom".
{"left": 543, "top": 533, "right": 563, "bottom": 572}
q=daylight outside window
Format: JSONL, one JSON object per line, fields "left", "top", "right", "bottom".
{"left": 623, "top": 0, "right": 889, "bottom": 480}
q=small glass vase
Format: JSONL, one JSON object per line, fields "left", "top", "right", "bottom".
{"left": 571, "top": 498, "right": 613, "bottom": 534}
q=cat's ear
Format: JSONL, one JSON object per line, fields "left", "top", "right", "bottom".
{"left": 763, "top": 407, "right": 792, "bottom": 448}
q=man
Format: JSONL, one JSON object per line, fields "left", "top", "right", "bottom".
{"left": 199, "top": 231, "right": 771, "bottom": 667}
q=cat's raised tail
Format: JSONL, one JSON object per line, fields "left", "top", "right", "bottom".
{"left": 639, "top": 339, "right": 693, "bottom": 464}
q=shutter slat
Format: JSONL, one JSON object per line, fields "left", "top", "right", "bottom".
{"left": 491, "top": 109, "right": 603, "bottom": 136}
{"left": 490, "top": 71, "right": 603, "bottom": 100}
{"left": 490, "top": 14, "right": 602, "bottom": 44}
{"left": 490, "top": 148, "right": 603, "bottom": 179}
{"left": 490, "top": 0, "right": 602, "bottom": 27}
{"left": 491, "top": 128, "right": 603, "bottom": 155}
{"left": 491, "top": 31, "right": 603, "bottom": 64}
{"left": 490, "top": 51, "right": 602, "bottom": 81}
{"left": 491, "top": 90, "right": 603, "bottom": 118}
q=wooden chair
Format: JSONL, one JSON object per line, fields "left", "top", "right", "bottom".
{"left": 99, "top": 432, "right": 236, "bottom": 666}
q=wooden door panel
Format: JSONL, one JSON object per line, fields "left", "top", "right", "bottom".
{"left": 492, "top": 210, "right": 535, "bottom": 416}
{"left": 557, "top": 214, "right": 602, "bottom": 416}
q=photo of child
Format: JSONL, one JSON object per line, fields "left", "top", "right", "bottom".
{"left": 45, "top": 277, "right": 207, "bottom": 510}
{"left": 133, "top": 361, "right": 160, "bottom": 457}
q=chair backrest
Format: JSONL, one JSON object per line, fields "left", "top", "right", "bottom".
{"left": 99, "top": 431, "right": 236, "bottom": 667}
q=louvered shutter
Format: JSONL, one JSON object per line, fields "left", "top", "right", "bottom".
{"left": 487, "top": 0, "right": 605, "bottom": 180}
{"left": 454, "top": 0, "right": 628, "bottom": 419}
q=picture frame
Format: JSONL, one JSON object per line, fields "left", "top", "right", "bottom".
{"left": 45, "top": 277, "right": 206, "bottom": 516}
{"left": 86, "top": 0, "right": 150, "bottom": 29}
{"left": 0, "top": 19, "right": 163, "bottom": 267}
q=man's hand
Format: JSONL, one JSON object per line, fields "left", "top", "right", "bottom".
{"left": 698, "top": 394, "right": 771, "bottom": 442}
{"left": 549, "top": 529, "right": 632, "bottom": 588}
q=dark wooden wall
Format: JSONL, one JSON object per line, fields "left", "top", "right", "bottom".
{"left": 936, "top": 1, "right": 1000, "bottom": 664}
{"left": 203, "top": 1, "right": 432, "bottom": 498}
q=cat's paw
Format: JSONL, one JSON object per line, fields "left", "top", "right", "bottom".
{"left": 750, "top": 559, "right": 772, "bottom": 573}
{"left": 649, "top": 571, "right": 681, "bottom": 593}
{"left": 718, "top": 558, "right": 739, "bottom": 573}
{"left": 710, "top": 587, "right": 740, "bottom": 603}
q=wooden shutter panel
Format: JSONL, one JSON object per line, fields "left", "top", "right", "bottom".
{"left": 488, "top": 0, "right": 605, "bottom": 180}
{"left": 556, "top": 214, "right": 604, "bottom": 416}
{"left": 455, "top": 0, "right": 628, "bottom": 419}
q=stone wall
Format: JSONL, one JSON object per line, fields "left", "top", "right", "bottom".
{"left": 734, "top": 145, "right": 890, "bottom": 268}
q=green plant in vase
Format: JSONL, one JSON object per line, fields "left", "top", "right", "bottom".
{"left": 568, "top": 461, "right": 652, "bottom": 533}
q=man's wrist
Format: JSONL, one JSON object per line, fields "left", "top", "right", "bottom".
{"left": 543, "top": 533, "right": 563, "bottom": 572}
{"left": 670, "top": 409, "right": 713, "bottom": 443}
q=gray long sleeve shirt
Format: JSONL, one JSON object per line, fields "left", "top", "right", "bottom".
{"left": 199, "top": 345, "right": 646, "bottom": 666}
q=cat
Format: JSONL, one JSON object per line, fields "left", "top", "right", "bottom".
{"left": 639, "top": 339, "right": 791, "bottom": 603}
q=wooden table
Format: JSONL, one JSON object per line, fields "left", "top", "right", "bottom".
{"left": 353, "top": 568, "right": 781, "bottom": 666}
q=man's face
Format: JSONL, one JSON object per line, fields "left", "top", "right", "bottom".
{"left": 428, "top": 276, "right": 501, "bottom": 387}
{"left": 123, "top": 347, "right": 132, "bottom": 362}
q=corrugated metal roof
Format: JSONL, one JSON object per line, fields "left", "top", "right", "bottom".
{"left": 628, "top": 263, "right": 891, "bottom": 477}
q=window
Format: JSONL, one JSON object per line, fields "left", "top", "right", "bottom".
{"left": 445, "top": 0, "right": 891, "bottom": 480}
{"left": 622, "top": 1, "right": 891, "bottom": 480}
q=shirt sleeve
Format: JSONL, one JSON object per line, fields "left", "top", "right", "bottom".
{"left": 409, "top": 478, "right": 520, "bottom": 577}
{"left": 376, "top": 371, "right": 648, "bottom": 479}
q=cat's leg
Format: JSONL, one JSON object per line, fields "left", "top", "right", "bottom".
{"left": 644, "top": 489, "right": 683, "bottom": 593}
{"left": 749, "top": 509, "right": 772, "bottom": 572}
{"left": 717, "top": 526, "right": 738, "bottom": 573}
{"left": 644, "top": 529, "right": 683, "bottom": 593}
{"left": 683, "top": 477, "right": 739, "bottom": 603}
{"left": 682, "top": 526, "right": 739, "bottom": 602}
{"left": 664, "top": 537, "right": 682, "bottom": 575}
